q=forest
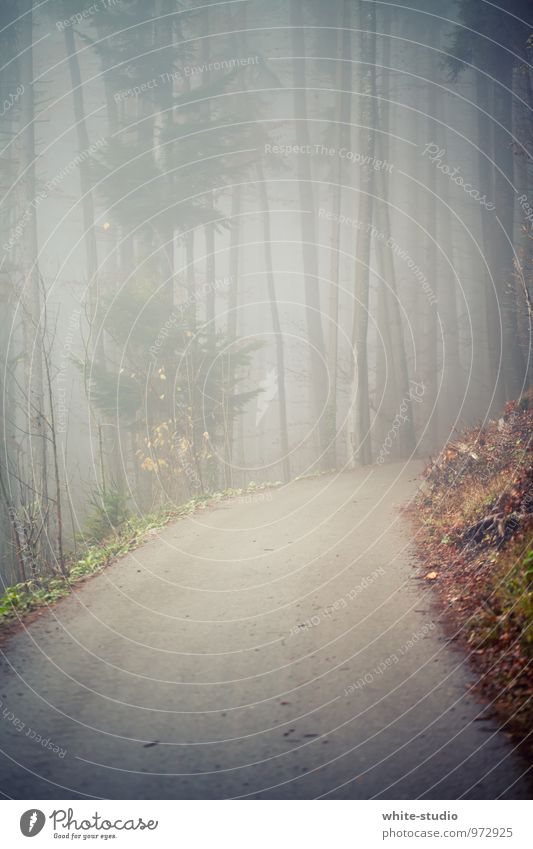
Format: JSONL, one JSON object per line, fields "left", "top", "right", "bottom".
{"left": 0, "top": 0, "right": 530, "bottom": 589}
{"left": 0, "top": 0, "right": 532, "bottom": 808}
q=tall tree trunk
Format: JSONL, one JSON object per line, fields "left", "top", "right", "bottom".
{"left": 512, "top": 86, "right": 533, "bottom": 387}
{"left": 223, "top": 183, "right": 242, "bottom": 486}
{"left": 94, "top": 18, "right": 119, "bottom": 134}
{"left": 492, "top": 57, "right": 526, "bottom": 400}
{"left": 257, "top": 161, "right": 291, "bottom": 481}
{"left": 63, "top": 24, "right": 105, "bottom": 360}
{"left": 349, "top": 0, "right": 377, "bottom": 467}
{"left": 373, "top": 177, "right": 417, "bottom": 457}
{"left": 373, "top": 6, "right": 416, "bottom": 458}
{"left": 325, "top": 0, "right": 351, "bottom": 469}
{"left": 152, "top": 0, "right": 176, "bottom": 309}
{"left": 224, "top": 4, "right": 248, "bottom": 486}
{"left": 178, "top": 13, "right": 197, "bottom": 332}
{"left": 476, "top": 69, "right": 505, "bottom": 412}
{"left": 19, "top": 0, "right": 47, "bottom": 514}
{"left": 372, "top": 9, "right": 392, "bottom": 445}
{"left": 435, "top": 94, "right": 462, "bottom": 443}
{"left": 227, "top": 185, "right": 241, "bottom": 346}
{"left": 0, "top": 289, "right": 21, "bottom": 583}
{"left": 290, "top": 0, "right": 327, "bottom": 467}
{"left": 201, "top": 7, "right": 216, "bottom": 336}
{"left": 422, "top": 52, "right": 438, "bottom": 450}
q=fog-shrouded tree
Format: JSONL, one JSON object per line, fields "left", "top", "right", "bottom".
{"left": 349, "top": 0, "right": 378, "bottom": 467}
{"left": 373, "top": 3, "right": 416, "bottom": 459}
{"left": 0, "top": 0, "right": 531, "bottom": 587}
{"left": 85, "top": 276, "right": 261, "bottom": 503}
{"left": 290, "top": 0, "right": 328, "bottom": 467}
{"left": 448, "top": 0, "right": 531, "bottom": 404}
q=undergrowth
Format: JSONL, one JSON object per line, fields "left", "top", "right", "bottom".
{"left": 0, "top": 481, "right": 280, "bottom": 629}
{"left": 412, "top": 393, "right": 533, "bottom": 747}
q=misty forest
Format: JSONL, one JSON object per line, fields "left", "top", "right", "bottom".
{"left": 0, "top": 0, "right": 532, "bottom": 801}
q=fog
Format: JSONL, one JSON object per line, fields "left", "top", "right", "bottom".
{"left": 0, "top": 0, "right": 531, "bottom": 585}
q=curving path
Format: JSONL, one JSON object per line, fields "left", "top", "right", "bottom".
{"left": 0, "top": 461, "right": 530, "bottom": 799}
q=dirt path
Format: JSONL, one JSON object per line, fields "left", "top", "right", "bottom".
{"left": 0, "top": 461, "right": 530, "bottom": 799}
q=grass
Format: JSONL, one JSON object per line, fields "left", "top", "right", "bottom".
{"left": 470, "top": 537, "right": 533, "bottom": 655}
{"left": 412, "top": 394, "right": 533, "bottom": 749}
{"left": 0, "top": 480, "right": 282, "bottom": 630}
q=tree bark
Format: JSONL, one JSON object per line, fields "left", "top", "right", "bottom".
{"left": 373, "top": 6, "right": 416, "bottom": 458}
{"left": 325, "top": 0, "right": 351, "bottom": 469}
{"left": 19, "top": 0, "right": 47, "bottom": 514}
{"left": 63, "top": 24, "right": 105, "bottom": 361}
{"left": 491, "top": 57, "right": 526, "bottom": 400}
{"left": 349, "top": 0, "right": 377, "bottom": 467}
{"left": 476, "top": 69, "right": 505, "bottom": 411}
{"left": 290, "top": 0, "right": 327, "bottom": 467}
{"left": 257, "top": 160, "right": 291, "bottom": 481}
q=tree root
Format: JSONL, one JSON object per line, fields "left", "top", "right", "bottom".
{"left": 463, "top": 511, "right": 523, "bottom": 546}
